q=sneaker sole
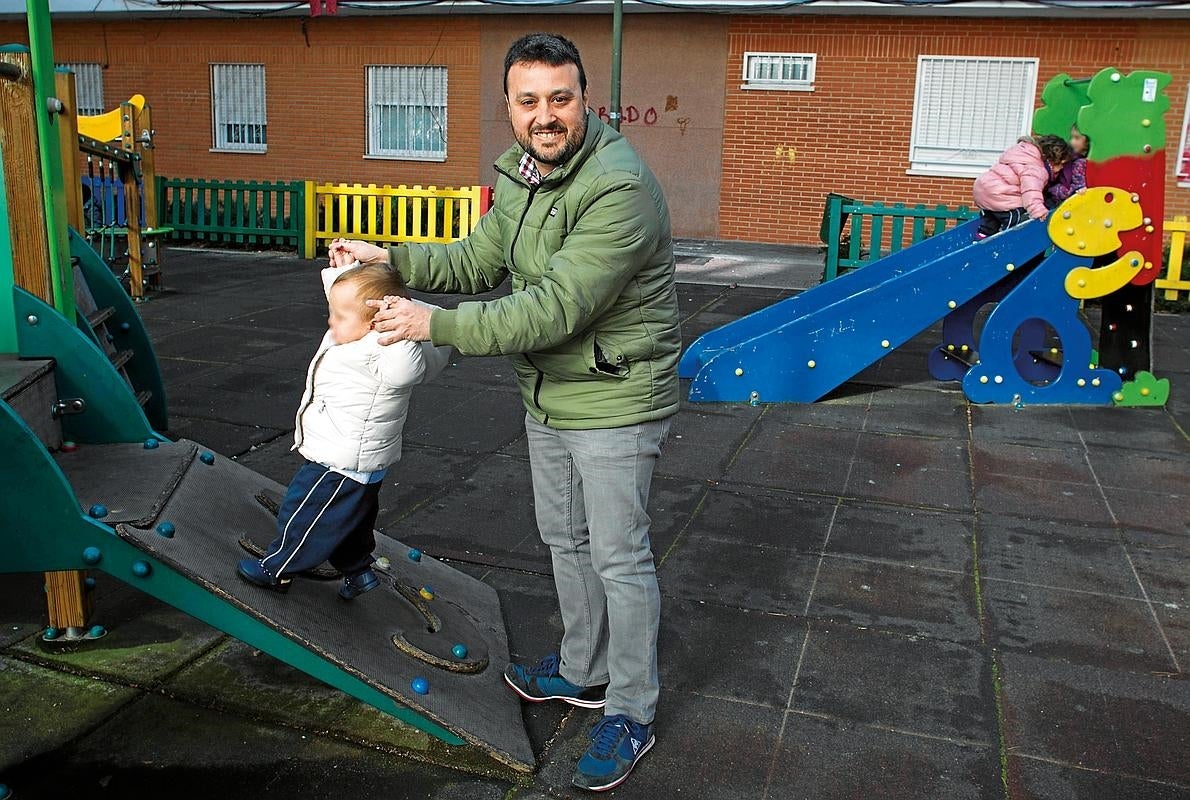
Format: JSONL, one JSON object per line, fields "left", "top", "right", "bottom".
{"left": 575, "top": 734, "right": 655, "bottom": 792}
{"left": 503, "top": 672, "right": 606, "bottom": 709}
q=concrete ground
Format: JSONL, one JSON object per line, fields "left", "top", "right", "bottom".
{"left": 1, "top": 240, "right": 1187, "bottom": 799}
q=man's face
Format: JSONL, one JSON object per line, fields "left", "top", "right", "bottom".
{"left": 506, "top": 60, "right": 587, "bottom": 175}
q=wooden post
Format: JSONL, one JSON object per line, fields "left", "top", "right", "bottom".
{"left": 137, "top": 105, "right": 159, "bottom": 229}
{"left": 0, "top": 50, "right": 53, "bottom": 301}
{"left": 120, "top": 99, "right": 144, "bottom": 300}
{"left": 0, "top": 50, "right": 92, "bottom": 630}
{"left": 54, "top": 68, "right": 84, "bottom": 232}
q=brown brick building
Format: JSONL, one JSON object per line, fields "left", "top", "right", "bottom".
{"left": 2, "top": 1, "right": 1188, "bottom": 244}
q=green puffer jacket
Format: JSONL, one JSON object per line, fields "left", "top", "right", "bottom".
{"left": 388, "top": 110, "right": 681, "bottom": 430}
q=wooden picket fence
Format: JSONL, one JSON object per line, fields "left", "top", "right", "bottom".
{"left": 157, "top": 177, "right": 305, "bottom": 252}
{"left": 305, "top": 182, "right": 493, "bottom": 259}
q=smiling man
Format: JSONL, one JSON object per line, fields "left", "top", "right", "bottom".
{"left": 329, "top": 33, "right": 680, "bottom": 792}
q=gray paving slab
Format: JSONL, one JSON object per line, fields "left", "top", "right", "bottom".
{"left": 845, "top": 431, "right": 973, "bottom": 511}
{"left": 1123, "top": 529, "right": 1190, "bottom": 607}
{"left": 975, "top": 471, "right": 1116, "bottom": 526}
{"left": 1014, "top": 756, "right": 1190, "bottom": 800}
{"left": 1102, "top": 485, "right": 1190, "bottom": 535}
{"left": 826, "top": 500, "right": 974, "bottom": 573}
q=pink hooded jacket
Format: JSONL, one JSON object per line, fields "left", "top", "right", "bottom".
{"left": 972, "top": 139, "right": 1051, "bottom": 220}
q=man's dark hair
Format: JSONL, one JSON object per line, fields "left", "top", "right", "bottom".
{"left": 503, "top": 33, "right": 587, "bottom": 96}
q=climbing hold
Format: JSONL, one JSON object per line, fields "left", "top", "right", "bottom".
{"left": 143, "top": 438, "right": 159, "bottom": 450}
{"left": 199, "top": 451, "right": 215, "bottom": 465}
{"left": 1077, "top": 241, "right": 1087, "bottom": 250}
{"left": 26, "top": 314, "right": 38, "bottom": 325}
{"left": 119, "top": 321, "right": 131, "bottom": 332}
{"left": 88, "top": 504, "right": 108, "bottom": 519}
{"left": 156, "top": 521, "right": 175, "bottom": 538}
{"left": 419, "top": 586, "right": 435, "bottom": 601}
{"left": 1130, "top": 340, "right": 1139, "bottom": 348}
{"left": 1119, "top": 367, "right": 1129, "bottom": 375}
{"left": 1005, "top": 263, "right": 1015, "bottom": 272}
{"left": 44, "top": 627, "right": 59, "bottom": 640}
{"left": 1143, "top": 144, "right": 1152, "bottom": 153}
{"left": 411, "top": 677, "right": 429, "bottom": 695}
{"left": 408, "top": 548, "right": 422, "bottom": 562}
{"left": 1110, "top": 72, "right": 1121, "bottom": 81}
{"left": 82, "top": 546, "right": 103, "bottom": 565}
{"left": 946, "top": 344, "right": 955, "bottom": 351}
{"left": 89, "top": 625, "right": 106, "bottom": 638}
{"left": 1145, "top": 225, "right": 1155, "bottom": 234}
{"left": 979, "top": 376, "right": 989, "bottom": 384}
{"left": 1108, "top": 323, "right": 1117, "bottom": 331}
{"left": 806, "top": 360, "right": 816, "bottom": 369}
{"left": 60, "top": 440, "right": 77, "bottom": 452}
{"left": 1130, "top": 258, "right": 1139, "bottom": 267}
{"left": 1131, "top": 194, "right": 1140, "bottom": 203}
{"left": 1077, "top": 378, "right": 1086, "bottom": 387}
{"left": 1125, "top": 304, "right": 1134, "bottom": 312}
{"left": 994, "top": 375, "right": 1003, "bottom": 384}
{"left": 1141, "top": 387, "right": 1151, "bottom": 397}
{"left": 375, "top": 556, "right": 391, "bottom": 569}
{"left": 1143, "top": 217, "right": 1152, "bottom": 226}
{"left": 1113, "top": 392, "right": 1125, "bottom": 402}
{"left": 1092, "top": 378, "right": 1101, "bottom": 387}
{"left": 1141, "top": 118, "right": 1151, "bottom": 127}
{"left": 1077, "top": 279, "right": 1087, "bottom": 288}
{"left": 132, "top": 560, "right": 152, "bottom": 578}
{"left": 1050, "top": 348, "right": 1059, "bottom": 355}
{"left": 1103, "top": 219, "right": 1113, "bottom": 229}
{"left": 960, "top": 344, "right": 969, "bottom": 352}
{"left": 84, "top": 577, "right": 96, "bottom": 589}
{"left": 1065, "top": 227, "right": 1075, "bottom": 236}
{"left": 452, "top": 643, "right": 468, "bottom": 659}
{"left": 1062, "top": 211, "right": 1071, "bottom": 220}
{"left": 947, "top": 300, "right": 956, "bottom": 309}
{"left": 880, "top": 340, "right": 890, "bottom": 348}
{"left": 1144, "top": 262, "right": 1154, "bottom": 270}
{"left": 734, "top": 367, "right": 744, "bottom": 377}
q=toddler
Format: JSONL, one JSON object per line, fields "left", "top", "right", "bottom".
{"left": 973, "top": 134, "right": 1073, "bottom": 239}
{"left": 236, "top": 254, "right": 450, "bottom": 599}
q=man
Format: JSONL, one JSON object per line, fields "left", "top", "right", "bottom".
{"left": 330, "top": 32, "right": 680, "bottom": 792}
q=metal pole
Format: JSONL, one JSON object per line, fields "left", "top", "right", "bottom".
{"left": 26, "top": 0, "right": 75, "bottom": 320}
{"left": 609, "top": 0, "right": 623, "bottom": 131}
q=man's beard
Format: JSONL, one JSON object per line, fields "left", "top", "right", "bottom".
{"left": 517, "top": 116, "right": 586, "bottom": 168}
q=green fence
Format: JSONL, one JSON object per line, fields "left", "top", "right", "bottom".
{"left": 157, "top": 177, "right": 307, "bottom": 254}
{"left": 821, "top": 194, "right": 978, "bottom": 281}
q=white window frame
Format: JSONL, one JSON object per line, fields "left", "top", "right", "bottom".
{"left": 57, "top": 62, "right": 104, "bottom": 116}
{"left": 366, "top": 65, "right": 448, "bottom": 162}
{"left": 742, "top": 52, "right": 816, "bottom": 92}
{"left": 1177, "top": 83, "right": 1190, "bottom": 187}
{"left": 210, "top": 63, "right": 267, "bottom": 154}
{"left": 908, "top": 55, "right": 1039, "bottom": 178}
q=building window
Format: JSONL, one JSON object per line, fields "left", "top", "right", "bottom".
{"left": 909, "top": 55, "right": 1039, "bottom": 178}
{"left": 742, "top": 52, "right": 815, "bottom": 92}
{"left": 367, "top": 65, "right": 447, "bottom": 161}
{"left": 211, "top": 63, "right": 267, "bottom": 153}
{"left": 57, "top": 62, "right": 104, "bottom": 116}
{"left": 1177, "top": 83, "right": 1190, "bottom": 186}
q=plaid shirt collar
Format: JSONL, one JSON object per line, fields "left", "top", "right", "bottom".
{"left": 517, "top": 151, "right": 542, "bottom": 187}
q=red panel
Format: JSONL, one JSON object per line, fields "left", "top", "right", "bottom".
{"left": 1086, "top": 152, "right": 1166, "bottom": 286}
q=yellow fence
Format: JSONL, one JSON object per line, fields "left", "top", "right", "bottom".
{"left": 304, "top": 181, "right": 492, "bottom": 259}
{"left": 1157, "top": 215, "right": 1190, "bottom": 301}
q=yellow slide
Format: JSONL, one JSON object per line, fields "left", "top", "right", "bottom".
{"left": 77, "top": 94, "right": 145, "bottom": 142}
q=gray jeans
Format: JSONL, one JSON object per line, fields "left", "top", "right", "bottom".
{"left": 525, "top": 412, "right": 672, "bottom": 725}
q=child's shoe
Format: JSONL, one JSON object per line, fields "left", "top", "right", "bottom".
{"left": 236, "top": 558, "right": 292, "bottom": 593}
{"left": 339, "top": 568, "right": 379, "bottom": 600}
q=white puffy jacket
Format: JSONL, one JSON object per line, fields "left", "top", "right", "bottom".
{"left": 292, "top": 299, "right": 450, "bottom": 473}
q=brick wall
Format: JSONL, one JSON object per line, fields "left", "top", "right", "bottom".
{"left": 0, "top": 16, "right": 482, "bottom": 188}
{"left": 721, "top": 16, "right": 1190, "bottom": 245}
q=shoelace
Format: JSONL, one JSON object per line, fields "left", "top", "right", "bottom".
{"left": 588, "top": 715, "right": 629, "bottom": 759}
{"left": 524, "top": 653, "right": 561, "bottom": 677}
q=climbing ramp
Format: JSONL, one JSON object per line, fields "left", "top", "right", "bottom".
{"left": 2, "top": 284, "right": 534, "bottom": 773}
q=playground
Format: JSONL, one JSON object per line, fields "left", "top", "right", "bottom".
{"left": 1, "top": 244, "right": 1187, "bottom": 798}
{"left": 2, "top": 1, "right": 1189, "bottom": 795}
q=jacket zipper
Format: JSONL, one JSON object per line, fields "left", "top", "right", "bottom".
{"left": 505, "top": 180, "right": 550, "bottom": 423}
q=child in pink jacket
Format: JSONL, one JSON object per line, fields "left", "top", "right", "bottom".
{"left": 973, "top": 134, "right": 1073, "bottom": 240}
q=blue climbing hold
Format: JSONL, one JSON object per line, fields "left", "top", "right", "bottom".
{"left": 89, "top": 625, "right": 107, "bottom": 638}
{"left": 156, "top": 521, "right": 176, "bottom": 538}
{"left": 132, "top": 560, "right": 152, "bottom": 578}
{"left": 82, "top": 546, "right": 102, "bottom": 565}
{"left": 411, "top": 677, "right": 429, "bottom": 695}
{"left": 88, "top": 504, "right": 109, "bottom": 519}
{"left": 451, "top": 643, "right": 468, "bottom": 660}
{"left": 119, "top": 321, "right": 131, "bottom": 331}
{"left": 408, "top": 548, "right": 422, "bottom": 562}
{"left": 84, "top": 577, "right": 96, "bottom": 589}
{"left": 44, "top": 626, "right": 59, "bottom": 640}
{"left": 200, "top": 451, "right": 215, "bottom": 465}
{"left": 144, "top": 438, "right": 159, "bottom": 449}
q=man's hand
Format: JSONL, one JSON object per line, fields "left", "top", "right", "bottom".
{"left": 328, "top": 238, "right": 389, "bottom": 267}
{"left": 368, "top": 297, "right": 432, "bottom": 344}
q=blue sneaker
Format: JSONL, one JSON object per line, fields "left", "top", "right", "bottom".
{"left": 236, "top": 558, "right": 292, "bottom": 593}
{"left": 339, "top": 568, "right": 379, "bottom": 600}
{"left": 503, "top": 653, "right": 607, "bottom": 709}
{"left": 572, "top": 714, "right": 655, "bottom": 792}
